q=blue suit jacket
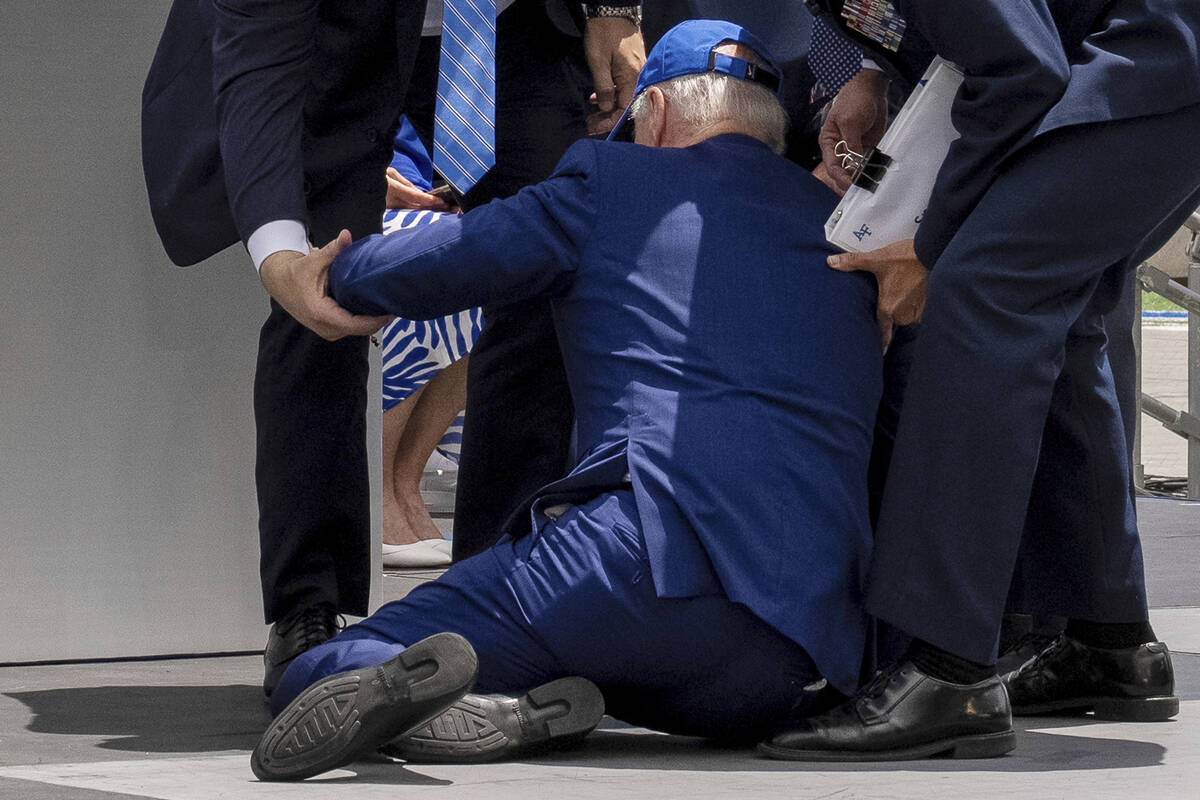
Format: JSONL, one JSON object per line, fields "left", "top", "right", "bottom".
{"left": 908, "top": 0, "right": 1200, "bottom": 266}
{"left": 331, "top": 135, "right": 884, "bottom": 693}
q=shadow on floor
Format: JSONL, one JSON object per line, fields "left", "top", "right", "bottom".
{"left": 305, "top": 754, "right": 454, "bottom": 786}
{"left": 5, "top": 685, "right": 270, "bottom": 753}
{"left": 524, "top": 726, "right": 1167, "bottom": 774}
{"left": 3, "top": 683, "right": 1177, "bottom": 775}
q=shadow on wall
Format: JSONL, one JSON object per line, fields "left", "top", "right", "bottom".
{"left": 6, "top": 685, "right": 270, "bottom": 753}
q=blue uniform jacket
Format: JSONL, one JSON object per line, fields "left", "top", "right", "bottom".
{"left": 331, "top": 135, "right": 883, "bottom": 693}
{"left": 815, "top": 0, "right": 1200, "bottom": 267}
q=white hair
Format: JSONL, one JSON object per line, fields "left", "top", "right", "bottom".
{"left": 629, "top": 70, "right": 790, "bottom": 153}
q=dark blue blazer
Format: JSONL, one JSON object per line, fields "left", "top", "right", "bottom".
{"left": 141, "top": 0, "right": 596, "bottom": 267}
{"left": 812, "top": 1, "right": 1200, "bottom": 266}
{"left": 331, "top": 135, "right": 884, "bottom": 693}
{"left": 141, "top": 0, "right": 426, "bottom": 265}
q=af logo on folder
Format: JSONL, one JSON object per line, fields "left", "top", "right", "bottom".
{"left": 826, "top": 57, "right": 964, "bottom": 252}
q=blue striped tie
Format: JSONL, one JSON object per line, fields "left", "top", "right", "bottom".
{"left": 434, "top": 0, "right": 497, "bottom": 195}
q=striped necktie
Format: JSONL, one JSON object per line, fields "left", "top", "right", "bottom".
{"left": 434, "top": 0, "right": 497, "bottom": 195}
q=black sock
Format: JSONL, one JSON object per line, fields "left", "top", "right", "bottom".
{"left": 907, "top": 638, "right": 996, "bottom": 684}
{"left": 997, "top": 613, "right": 1033, "bottom": 655}
{"left": 1066, "top": 619, "right": 1156, "bottom": 649}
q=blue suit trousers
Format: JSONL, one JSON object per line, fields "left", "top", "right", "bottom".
{"left": 274, "top": 490, "right": 820, "bottom": 739}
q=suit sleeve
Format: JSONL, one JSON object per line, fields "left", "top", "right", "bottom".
{"left": 211, "top": 0, "right": 318, "bottom": 243}
{"left": 904, "top": 0, "right": 1070, "bottom": 267}
{"left": 329, "top": 141, "right": 602, "bottom": 319}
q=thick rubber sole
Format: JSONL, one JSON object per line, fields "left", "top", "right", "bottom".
{"left": 251, "top": 632, "right": 478, "bottom": 781}
{"left": 757, "top": 730, "right": 1017, "bottom": 762}
{"left": 385, "top": 676, "right": 605, "bottom": 763}
{"left": 1014, "top": 694, "right": 1179, "bottom": 722}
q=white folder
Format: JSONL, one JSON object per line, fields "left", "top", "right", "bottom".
{"left": 825, "top": 57, "right": 964, "bottom": 253}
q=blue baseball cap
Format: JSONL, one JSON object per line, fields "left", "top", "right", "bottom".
{"left": 607, "top": 19, "right": 783, "bottom": 141}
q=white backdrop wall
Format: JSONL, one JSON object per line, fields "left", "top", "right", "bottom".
{"left": 0, "top": 2, "right": 381, "bottom": 662}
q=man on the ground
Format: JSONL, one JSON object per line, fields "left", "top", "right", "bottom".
{"left": 248, "top": 19, "right": 884, "bottom": 781}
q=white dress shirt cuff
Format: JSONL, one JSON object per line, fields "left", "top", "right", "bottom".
{"left": 247, "top": 220, "right": 309, "bottom": 272}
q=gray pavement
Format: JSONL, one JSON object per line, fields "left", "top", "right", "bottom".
{"left": 1140, "top": 322, "right": 1195, "bottom": 480}
{"left": 1, "top": 318, "right": 1197, "bottom": 799}
{"left": 0, "top": 651, "right": 1197, "bottom": 799}
{"left": 1, "top": 501, "right": 1196, "bottom": 800}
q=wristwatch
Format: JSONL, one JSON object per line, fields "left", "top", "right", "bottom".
{"left": 582, "top": 4, "right": 642, "bottom": 26}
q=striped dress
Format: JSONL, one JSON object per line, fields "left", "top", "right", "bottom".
{"left": 379, "top": 119, "right": 484, "bottom": 459}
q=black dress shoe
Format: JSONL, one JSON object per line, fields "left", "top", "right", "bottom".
{"left": 758, "top": 660, "right": 1014, "bottom": 762}
{"left": 263, "top": 603, "right": 341, "bottom": 699}
{"left": 1002, "top": 634, "right": 1178, "bottom": 721}
{"left": 251, "top": 631, "right": 479, "bottom": 781}
{"left": 381, "top": 676, "right": 605, "bottom": 763}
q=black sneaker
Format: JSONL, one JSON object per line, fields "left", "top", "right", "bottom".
{"left": 1002, "top": 634, "right": 1178, "bottom": 721}
{"left": 251, "top": 632, "right": 478, "bottom": 781}
{"left": 382, "top": 676, "right": 605, "bottom": 763}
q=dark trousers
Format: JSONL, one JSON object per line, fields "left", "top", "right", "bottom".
{"left": 253, "top": 0, "right": 427, "bottom": 622}
{"left": 254, "top": 157, "right": 399, "bottom": 622}
{"left": 868, "top": 296, "right": 1139, "bottom": 665}
{"left": 451, "top": 0, "right": 592, "bottom": 559}
{"left": 868, "top": 283, "right": 1139, "bottom": 666}
{"left": 273, "top": 491, "right": 820, "bottom": 739}
{"left": 866, "top": 103, "right": 1200, "bottom": 664}
{"left": 255, "top": 304, "right": 372, "bottom": 621}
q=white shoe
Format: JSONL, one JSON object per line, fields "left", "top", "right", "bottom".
{"left": 382, "top": 540, "right": 452, "bottom": 568}
{"left": 426, "top": 449, "right": 460, "bottom": 473}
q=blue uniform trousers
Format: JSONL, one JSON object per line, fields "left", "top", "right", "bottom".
{"left": 273, "top": 490, "right": 820, "bottom": 739}
{"left": 868, "top": 102, "right": 1200, "bottom": 664}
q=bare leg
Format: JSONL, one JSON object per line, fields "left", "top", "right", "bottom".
{"left": 383, "top": 357, "right": 470, "bottom": 547}
{"left": 382, "top": 385, "right": 427, "bottom": 546}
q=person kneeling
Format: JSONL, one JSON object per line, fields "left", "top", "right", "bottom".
{"left": 251, "top": 19, "right": 883, "bottom": 781}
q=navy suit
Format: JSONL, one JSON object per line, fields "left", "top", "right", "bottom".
{"left": 143, "top": 0, "right": 429, "bottom": 623}
{"left": 272, "top": 135, "right": 884, "bottom": 736}
{"left": 453, "top": 2, "right": 832, "bottom": 564}
{"left": 142, "top": 0, "right": 594, "bottom": 622}
{"left": 818, "top": 0, "right": 1200, "bottom": 662}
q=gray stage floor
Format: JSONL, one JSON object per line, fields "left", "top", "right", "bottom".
{"left": 1, "top": 324, "right": 1197, "bottom": 799}
{"left": 1, "top": 494, "right": 1197, "bottom": 800}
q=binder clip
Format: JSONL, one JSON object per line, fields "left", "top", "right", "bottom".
{"left": 834, "top": 139, "right": 892, "bottom": 194}
{"left": 833, "top": 140, "right": 867, "bottom": 174}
